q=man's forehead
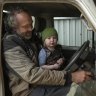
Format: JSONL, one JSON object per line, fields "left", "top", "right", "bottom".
{"left": 16, "top": 12, "right": 31, "bottom": 19}
{"left": 15, "top": 12, "right": 32, "bottom": 23}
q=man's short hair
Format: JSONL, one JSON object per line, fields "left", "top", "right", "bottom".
{"left": 4, "top": 7, "right": 30, "bottom": 32}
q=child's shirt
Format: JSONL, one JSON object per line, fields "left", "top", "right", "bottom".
{"left": 38, "top": 45, "right": 64, "bottom": 66}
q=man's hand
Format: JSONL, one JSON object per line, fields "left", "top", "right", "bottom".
{"left": 71, "top": 71, "right": 92, "bottom": 84}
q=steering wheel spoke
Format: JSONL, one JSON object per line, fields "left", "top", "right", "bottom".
{"left": 64, "top": 40, "right": 90, "bottom": 71}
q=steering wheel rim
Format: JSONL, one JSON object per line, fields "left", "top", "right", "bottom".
{"left": 64, "top": 40, "right": 90, "bottom": 71}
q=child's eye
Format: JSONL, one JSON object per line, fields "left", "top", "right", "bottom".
{"left": 53, "top": 36, "right": 57, "bottom": 39}
{"left": 47, "top": 37, "right": 51, "bottom": 39}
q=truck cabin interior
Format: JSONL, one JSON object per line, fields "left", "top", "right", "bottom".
{"left": 2, "top": 2, "right": 95, "bottom": 96}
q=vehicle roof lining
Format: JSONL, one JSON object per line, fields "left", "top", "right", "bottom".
{"left": 3, "top": 3, "right": 81, "bottom": 17}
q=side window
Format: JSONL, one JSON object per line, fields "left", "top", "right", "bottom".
{"left": 54, "top": 17, "right": 92, "bottom": 47}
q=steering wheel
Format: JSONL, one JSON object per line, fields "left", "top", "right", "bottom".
{"left": 64, "top": 40, "right": 90, "bottom": 71}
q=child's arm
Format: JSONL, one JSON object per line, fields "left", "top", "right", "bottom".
{"left": 41, "top": 63, "right": 61, "bottom": 70}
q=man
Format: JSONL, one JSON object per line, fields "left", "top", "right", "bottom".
{"left": 3, "top": 7, "right": 92, "bottom": 96}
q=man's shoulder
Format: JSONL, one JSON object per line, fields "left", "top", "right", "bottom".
{"left": 3, "top": 33, "right": 18, "bottom": 41}
{"left": 3, "top": 33, "right": 21, "bottom": 51}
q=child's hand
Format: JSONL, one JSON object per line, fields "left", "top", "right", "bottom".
{"left": 57, "top": 58, "right": 64, "bottom": 65}
{"left": 53, "top": 63, "right": 61, "bottom": 69}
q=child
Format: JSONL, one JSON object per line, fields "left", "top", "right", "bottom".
{"left": 38, "top": 27, "right": 65, "bottom": 70}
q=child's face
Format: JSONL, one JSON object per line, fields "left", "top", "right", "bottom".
{"left": 44, "top": 36, "right": 57, "bottom": 48}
